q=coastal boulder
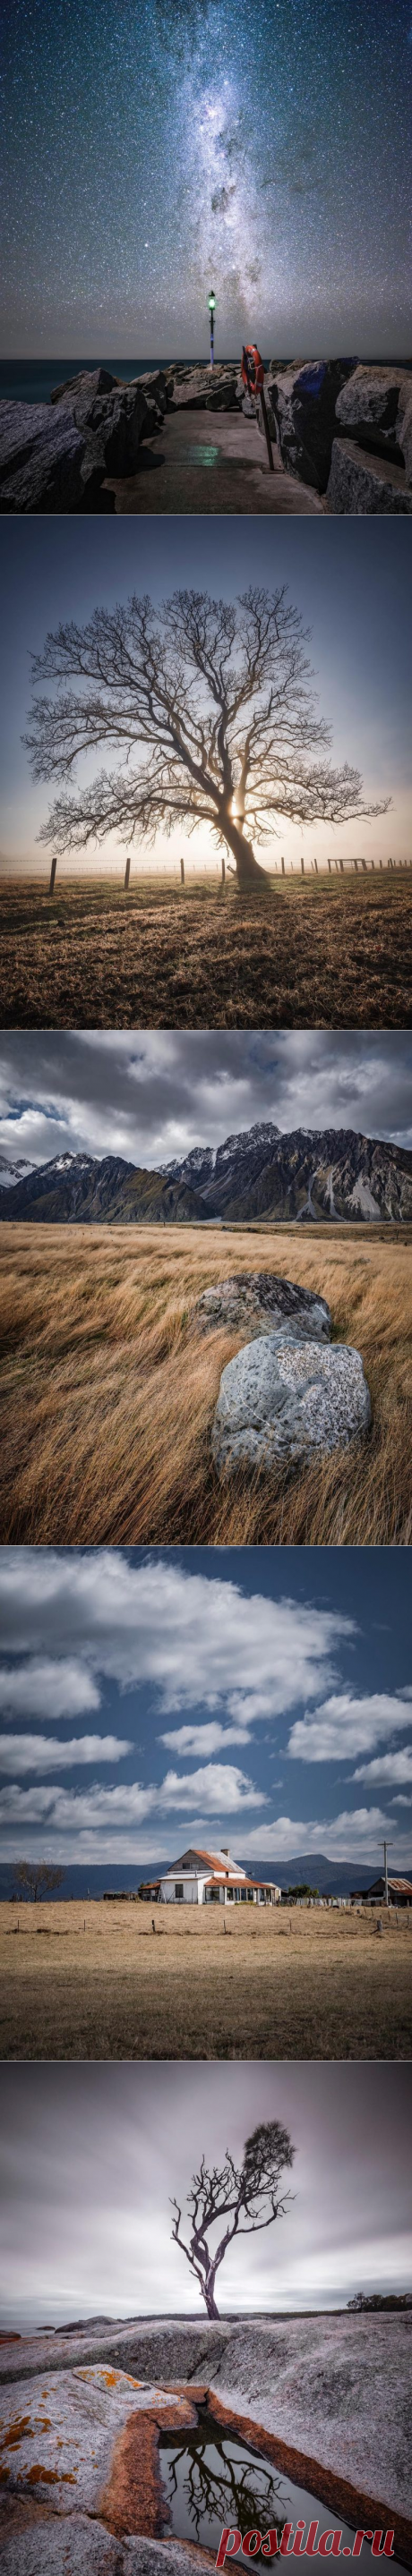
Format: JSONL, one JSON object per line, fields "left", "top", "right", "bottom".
{"left": 326, "top": 438, "right": 412, "bottom": 514}
{"left": 194, "top": 1271, "right": 331, "bottom": 1340}
{"left": 0, "top": 401, "right": 114, "bottom": 513}
{"left": 49, "top": 370, "right": 159, "bottom": 473}
{"left": 266, "top": 361, "right": 356, "bottom": 490}
{"left": 211, "top": 1328, "right": 371, "bottom": 1472}
{"left": 166, "top": 364, "right": 240, "bottom": 410}
{"left": 335, "top": 364, "right": 412, "bottom": 480}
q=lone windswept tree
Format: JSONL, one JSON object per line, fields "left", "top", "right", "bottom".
{"left": 13, "top": 1861, "right": 65, "bottom": 1902}
{"left": 170, "top": 2119, "right": 295, "bottom": 2318}
{"left": 24, "top": 587, "right": 388, "bottom": 895}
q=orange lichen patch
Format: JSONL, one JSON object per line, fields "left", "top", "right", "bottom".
{"left": 0, "top": 2415, "right": 52, "bottom": 2451}
{"left": 75, "top": 2366, "right": 142, "bottom": 2389}
{"left": 210, "top": 2394, "right": 412, "bottom": 2575}
{"left": 25, "top": 2465, "right": 77, "bottom": 2487}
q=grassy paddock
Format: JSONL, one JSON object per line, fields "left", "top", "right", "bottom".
{"left": 0, "top": 1220, "right": 410, "bottom": 1546}
{"left": 1, "top": 1899, "right": 411, "bottom": 2060}
{"left": 0, "top": 872, "right": 410, "bottom": 1026}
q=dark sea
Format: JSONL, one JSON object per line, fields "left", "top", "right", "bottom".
{"left": 2, "top": 357, "right": 410, "bottom": 404}
{"left": 0, "top": 359, "right": 177, "bottom": 404}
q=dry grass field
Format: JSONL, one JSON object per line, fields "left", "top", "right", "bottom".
{"left": 1, "top": 1899, "right": 411, "bottom": 2060}
{"left": 0, "top": 872, "right": 411, "bottom": 1029}
{"left": 0, "top": 1220, "right": 410, "bottom": 1547}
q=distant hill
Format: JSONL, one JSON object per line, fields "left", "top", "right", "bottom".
{"left": 1, "top": 1123, "right": 411, "bottom": 1225}
{"left": 0, "top": 1152, "right": 209, "bottom": 1226}
{"left": 2, "top": 1853, "right": 409, "bottom": 1901}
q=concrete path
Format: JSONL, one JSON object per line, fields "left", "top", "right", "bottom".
{"left": 107, "top": 409, "right": 323, "bottom": 514}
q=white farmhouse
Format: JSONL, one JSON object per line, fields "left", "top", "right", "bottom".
{"left": 140, "top": 1846, "right": 281, "bottom": 1906}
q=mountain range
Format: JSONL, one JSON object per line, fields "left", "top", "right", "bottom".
{"left": 2, "top": 1854, "right": 408, "bottom": 1900}
{"left": 0, "top": 1122, "right": 411, "bottom": 1225}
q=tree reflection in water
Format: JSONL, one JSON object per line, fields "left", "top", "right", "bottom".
{"left": 159, "top": 2410, "right": 286, "bottom": 2546}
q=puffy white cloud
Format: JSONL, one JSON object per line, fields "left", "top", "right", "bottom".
{"left": 0, "top": 1660, "right": 100, "bottom": 1722}
{"left": 159, "top": 1720, "right": 252, "bottom": 1754}
{"left": 0, "top": 1759, "right": 263, "bottom": 1831}
{"left": 0, "top": 1734, "right": 131, "bottom": 1778}
{"left": 288, "top": 1692, "right": 412, "bottom": 1764}
{"left": 353, "top": 1748, "right": 412, "bottom": 1787}
{"left": 0, "top": 1552, "right": 348, "bottom": 1725}
{"left": 243, "top": 1807, "right": 396, "bottom": 1860}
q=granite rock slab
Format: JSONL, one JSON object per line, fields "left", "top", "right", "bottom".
{"left": 211, "top": 1328, "right": 371, "bottom": 1471}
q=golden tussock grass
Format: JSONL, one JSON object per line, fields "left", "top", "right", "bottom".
{"left": 0, "top": 873, "right": 411, "bottom": 1029}
{"left": 1, "top": 1900, "right": 411, "bottom": 2061}
{"left": 0, "top": 1220, "right": 410, "bottom": 1547}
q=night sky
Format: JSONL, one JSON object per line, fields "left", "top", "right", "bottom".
{"left": 0, "top": 1031, "right": 411, "bottom": 1171}
{"left": 1, "top": 2062, "right": 411, "bottom": 2327}
{"left": 1, "top": 0, "right": 411, "bottom": 354}
{"left": 0, "top": 1546, "right": 411, "bottom": 1870}
{"left": 0, "top": 518, "right": 410, "bottom": 874}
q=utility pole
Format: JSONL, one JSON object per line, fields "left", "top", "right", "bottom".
{"left": 208, "top": 289, "right": 216, "bottom": 368}
{"left": 380, "top": 1840, "right": 393, "bottom": 1909}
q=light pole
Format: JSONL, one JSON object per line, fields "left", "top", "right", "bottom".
{"left": 208, "top": 288, "right": 216, "bottom": 368}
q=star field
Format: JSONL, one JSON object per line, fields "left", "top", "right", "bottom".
{"left": 1, "top": 0, "right": 411, "bottom": 353}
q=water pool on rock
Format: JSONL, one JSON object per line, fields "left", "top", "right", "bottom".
{"left": 158, "top": 2407, "right": 402, "bottom": 2567}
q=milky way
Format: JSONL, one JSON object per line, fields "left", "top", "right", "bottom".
{"left": 1, "top": 0, "right": 411, "bottom": 353}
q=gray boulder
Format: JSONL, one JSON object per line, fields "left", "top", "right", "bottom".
{"left": 327, "top": 438, "right": 412, "bottom": 514}
{"left": 0, "top": 401, "right": 114, "bottom": 513}
{"left": 266, "top": 361, "right": 356, "bottom": 491}
{"left": 49, "top": 370, "right": 159, "bottom": 473}
{"left": 194, "top": 1271, "right": 331, "bottom": 1340}
{"left": 335, "top": 363, "right": 412, "bottom": 479}
{"left": 0, "top": 2523, "right": 204, "bottom": 2576}
{"left": 211, "top": 1327, "right": 371, "bottom": 1472}
{"left": 166, "top": 363, "right": 240, "bottom": 410}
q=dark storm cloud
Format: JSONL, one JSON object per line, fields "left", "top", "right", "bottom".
{"left": 1, "top": 2063, "right": 411, "bottom": 2330}
{"left": 0, "top": 1032, "right": 411, "bottom": 1172}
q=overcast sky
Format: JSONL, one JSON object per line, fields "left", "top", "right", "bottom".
{"left": 0, "top": 1547, "right": 411, "bottom": 1871}
{"left": 1, "top": 1032, "right": 411, "bottom": 1173}
{"left": 1, "top": 2062, "right": 411, "bottom": 2331}
{"left": 0, "top": 519, "right": 410, "bottom": 872}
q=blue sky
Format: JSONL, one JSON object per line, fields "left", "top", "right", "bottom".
{"left": 0, "top": 1546, "right": 411, "bottom": 1871}
{"left": 0, "top": 518, "right": 410, "bottom": 872}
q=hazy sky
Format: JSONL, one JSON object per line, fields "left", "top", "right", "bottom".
{"left": 0, "top": 519, "right": 410, "bottom": 875}
{"left": 0, "top": 1032, "right": 411, "bottom": 1175}
{"left": 1, "top": 0, "right": 411, "bottom": 353}
{"left": 0, "top": 1547, "right": 411, "bottom": 1870}
{"left": 1, "top": 2062, "right": 411, "bottom": 2330}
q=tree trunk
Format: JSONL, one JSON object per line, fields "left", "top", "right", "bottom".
{"left": 203, "top": 2278, "right": 219, "bottom": 2319}
{"left": 48, "top": 854, "right": 57, "bottom": 896}
{"left": 219, "top": 812, "right": 270, "bottom": 893}
{"left": 180, "top": 857, "right": 185, "bottom": 885}
{"left": 124, "top": 854, "right": 131, "bottom": 891}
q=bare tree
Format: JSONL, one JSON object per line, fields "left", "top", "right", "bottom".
{"left": 170, "top": 2119, "right": 295, "bottom": 2317}
{"left": 13, "top": 1861, "right": 65, "bottom": 1903}
{"left": 24, "top": 588, "right": 388, "bottom": 896}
